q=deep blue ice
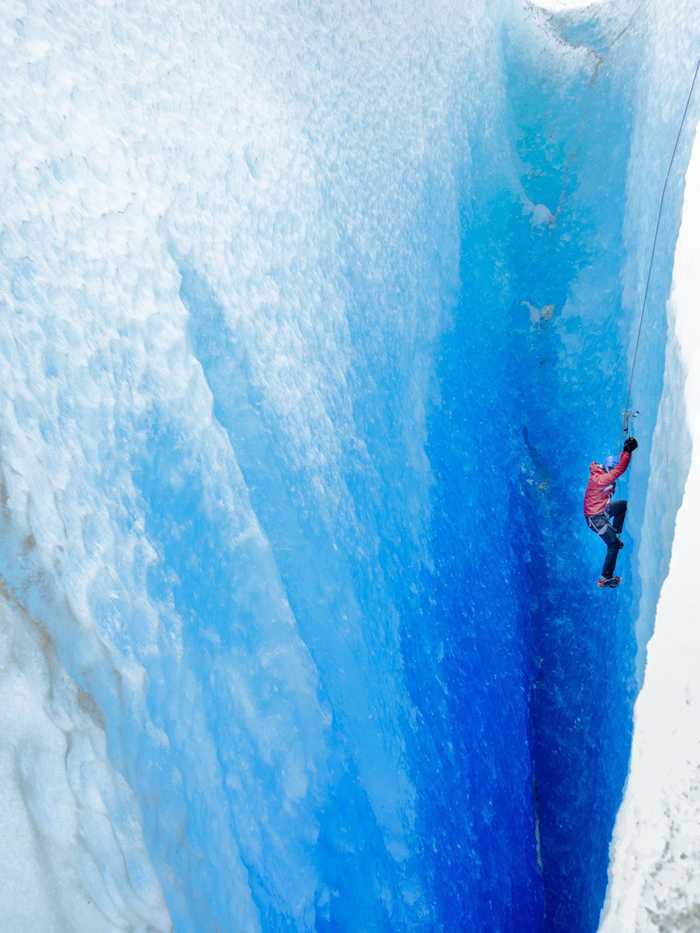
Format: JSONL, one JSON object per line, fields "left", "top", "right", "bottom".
{"left": 1, "top": 1, "right": 698, "bottom": 931}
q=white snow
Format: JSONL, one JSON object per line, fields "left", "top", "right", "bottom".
{"left": 0, "top": 583, "right": 170, "bottom": 931}
{"left": 599, "top": 123, "right": 700, "bottom": 933}
{"left": 529, "top": 0, "right": 603, "bottom": 9}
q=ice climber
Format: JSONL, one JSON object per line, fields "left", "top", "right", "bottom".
{"left": 583, "top": 436, "right": 638, "bottom": 589}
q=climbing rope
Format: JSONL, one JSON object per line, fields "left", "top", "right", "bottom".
{"left": 623, "top": 57, "right": 700, "bottom": 433}
{"left": 542, "top": 7, "right": 698, "bottom": 440}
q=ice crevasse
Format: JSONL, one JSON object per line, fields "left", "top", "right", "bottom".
{"left": 600, "top": 94, "right": 700, "bottom": 933}
{"left": 0, "top": 0, "right": 698, "bottom": 931}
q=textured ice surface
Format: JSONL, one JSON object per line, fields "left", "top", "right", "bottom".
{"left": 614, "top": 1, "right": 700, "bottom": 678}
{"left": 1, "top": 0, "right": 697, "bottom": 930}
{"left": 0, "top": 1, "right": 543, "bottom": 929}
{"left": 0, "top": 585, "right": 169, "bottom": 931}
{"left": 600, "top": 124, "right": 700, "bottom": 933}
{"left": 596, "top": 0, "right": 700, "bottom": 928}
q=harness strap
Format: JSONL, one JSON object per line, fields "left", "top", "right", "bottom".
{"left": 587, "top": 515, "right": 611, "bottom": 537}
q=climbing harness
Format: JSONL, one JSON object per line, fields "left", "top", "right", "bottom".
{"left": 587, "top": 514, "right": 612, "bottom": 536}
{"left": 623, "top": 57, "right": 700, "bottom": 435}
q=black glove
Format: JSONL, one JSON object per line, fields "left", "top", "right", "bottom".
{"left": 623, "top": 437, "right": 638, "bottom": 454}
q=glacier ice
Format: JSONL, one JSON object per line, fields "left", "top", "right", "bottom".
{"left": 0, "top": 0, "right": 699, "bottom": 931}
{"left": 600, "top": 76, "right": 700, "bottom": 933}
{"left": 0, "top": 586, "right": 169, "bottom": 931}
{"left": 1, "top": 1, "right": 536, "bottom": 928}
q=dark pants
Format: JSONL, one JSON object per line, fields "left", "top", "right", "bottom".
{"left": 587, "top": 500, "right": 627, "bottom": 579}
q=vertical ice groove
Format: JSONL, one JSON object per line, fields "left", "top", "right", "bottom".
{"left": 1, "top": 1, "right": 522, "bottom": 928}
{"left": 599, "top": 122, "right": 700, "bottom": 933}
{"left": 614, "top": 0, "right": 699, "bottom": 679}
{"left": 9, "top": 0, "right": 699, "bottom": 930}
{"left": 597, "top": 0, "right": 700, "bottom": 927}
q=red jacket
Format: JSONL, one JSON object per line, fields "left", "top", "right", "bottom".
{"left": 583, "top": 451, "right": 631, "bottom": 516}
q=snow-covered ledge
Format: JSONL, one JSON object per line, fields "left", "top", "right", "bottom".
{"left": 599, "top": 125, "right": 700, "bottom": 932}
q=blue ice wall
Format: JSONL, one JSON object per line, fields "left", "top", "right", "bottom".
{"left": 501, "top": 24, "right": 639, "bottom": 930}
{"left": 501, "top": 4, "right": 700, "bottom": 931}
{"left": 2, "top": 2, "right": 551, "bottom": 929}
{"left": 1, "top": 1, "right": 697, "bottom": 931}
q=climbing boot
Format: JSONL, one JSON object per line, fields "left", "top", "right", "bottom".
{"left": 597, "top": 576, "right": 621, "bottom": 589}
